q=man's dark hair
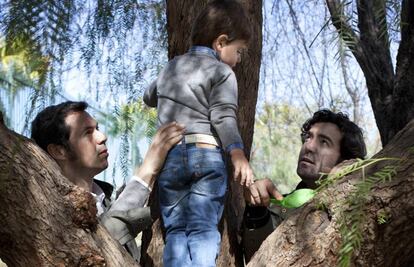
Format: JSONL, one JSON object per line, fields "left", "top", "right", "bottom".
{"left": 301, "top": 109, "right": 367, "bottom": 160}
{"left": 31, "top": 101, "right": 88, "bottom": 152}
{"left": 191, "top": 0, "right": 252, "bottom": 47}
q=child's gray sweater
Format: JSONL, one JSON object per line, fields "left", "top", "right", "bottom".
{"left": 144, "top": 47, "right": 243, "bottom": 152}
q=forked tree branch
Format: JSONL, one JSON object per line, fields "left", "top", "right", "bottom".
{"left": 326, "top": 0, "right": 395, "bottom": 145}
{"left": 326, "top": 0, "right": 394, "bottom": 87}
{"left": 325, "top": 0, "right": 365, "bottom": 63}
{"left": 356, "top": 0, "right": 394, "bottom": 93}
{"left": 361, "top": 0, "right": 390, "bottom": 48}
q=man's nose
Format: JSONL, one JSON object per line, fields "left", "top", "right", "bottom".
{"left": 96, "top": 130, "right": 107, "bottom": 144}
{"left": 303, "top": 138, "right": 317, "bottom": 152}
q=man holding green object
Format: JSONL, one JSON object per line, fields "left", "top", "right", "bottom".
{"left": 242, "top": 109, "right": 367, "bottom": 262}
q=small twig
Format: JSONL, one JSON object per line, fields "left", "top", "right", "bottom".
{"left": 309, "top": 19, "right": 330, "bottom": 49}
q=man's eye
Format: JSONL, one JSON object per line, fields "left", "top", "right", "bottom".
{"left": 301, "top": 133, "right": 310, "bottom": 143}
{"left": 321, "top": 139, "right": 329, "bottom": 146}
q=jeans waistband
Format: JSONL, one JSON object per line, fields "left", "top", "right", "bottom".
{"left": 180, "top": 134, "right": 221, "bottom": 147}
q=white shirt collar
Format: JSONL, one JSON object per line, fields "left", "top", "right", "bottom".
{"left": 91, "top": 182, "right": 107, "bottom": 216}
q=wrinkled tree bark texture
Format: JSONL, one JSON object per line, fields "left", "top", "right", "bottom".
{"left": 248, "top": 119, "right": 414, "bottom": 267}
{"left": 0, "top": 116, "right": 139, "bottom": 266}
{"left": 326, "top": 0, "right": 414, "bottom": 146}
{"left": 140, "top": 1, "right": 262, "bottom": 266}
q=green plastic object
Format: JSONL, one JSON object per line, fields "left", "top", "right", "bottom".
{"left": 270, "top": 188, "right": 315, "bottom": 209}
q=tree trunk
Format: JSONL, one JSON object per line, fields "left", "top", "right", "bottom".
{"left": 140, "top": 1, "right": 262, "bottom": 266}
{"left": 165, "top": 0, "right": 206, "bottom": 58}
{"left": 247, "top": 119, "right": 414, "bottom": 267}
{"left": 217, "top": 1, "right": 262, "bottom": 266}
{"left": 0, "top": 113, "right": 139, "bottom": 267}
{"left": 393, "top": 0, "right": 414, "bottom": 147}
{"left": 140, "top": 2, "right": 207, "bottom": 265}
{"left": 326, "top": 0, "right": 414, "bottom": 146}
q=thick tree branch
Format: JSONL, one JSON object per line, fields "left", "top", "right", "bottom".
{"left": 400, "top": 0, "right": 414, "bottom": 41}
{"left": 326, "top": 0, "right": 396, "bottom": 145}
{"left": 248, "top": 119, "right": 414, "bottom": 267}
{"left": 392, "top": 0, "right": 414, "bottom": 147}
{"left": 326, "top": 0, "right": 394, "bottom": 88}
{"left": 0, "top": 123, "right": 139, "bottom": 266}
{"left": 357, "top": 1, "right": 386, "bottom": 45}
{"left": 357, "top": 0, "right": 394, "bottom": 97}
{"left": 325, "top": 0, "right": 365, "bottom": 64}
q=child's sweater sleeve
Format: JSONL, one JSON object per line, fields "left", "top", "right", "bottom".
{"left": 209, "top": 70, "right": 244, "bottom": 153}
{"left": 143, "top": 80, "right": 158, "bottom": 107}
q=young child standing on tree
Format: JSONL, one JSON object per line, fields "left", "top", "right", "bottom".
{"left": 144, "top": 1, "right": 254, "bottom": 266}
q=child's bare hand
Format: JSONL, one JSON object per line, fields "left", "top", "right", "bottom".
{"left": 230, "top": 149, "right": 254, "bottom": 186}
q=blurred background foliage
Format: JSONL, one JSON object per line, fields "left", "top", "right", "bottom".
{"left": 0, "top": 0, "right": 166, "bottom": 185}
{"left": 250, "top": 103, "right": 306, "bottom": 193}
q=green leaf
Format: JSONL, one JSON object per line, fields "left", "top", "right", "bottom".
{"left": 270, "top": 188, "right": 315, "bottom": 208}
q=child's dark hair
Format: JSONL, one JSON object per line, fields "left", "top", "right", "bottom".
{"left": 191, "top": 0, "right": 252, "bottom": 47}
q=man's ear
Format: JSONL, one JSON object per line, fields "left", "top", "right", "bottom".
{"left": 47, "top": 144, "right": 68, "bottom": 161}
{"left": 212, "top": 34, "right": 229, "bottom": 52}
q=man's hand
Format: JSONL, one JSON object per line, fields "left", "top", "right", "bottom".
{"left": 244, "top": 178, "right": 283, "bottom": 206}
{"left": 134, "top": 122, "right": 185, "bottom": 186}
{"left": 230, "top": 148, "right": 254, "bottom": 186}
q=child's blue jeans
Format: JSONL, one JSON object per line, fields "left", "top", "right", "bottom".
{"left": 158, "top": 142, "right": 228, "bottom": 267}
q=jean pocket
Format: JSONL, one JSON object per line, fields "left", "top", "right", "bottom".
{"left": 158, "top": 159, "right": 189, "bottom": 206}
{"left": 192, "top": 165, "right": 228, "bottom": 196}
{"left": 191, "top": 147, "right": 225, "bottom": 168}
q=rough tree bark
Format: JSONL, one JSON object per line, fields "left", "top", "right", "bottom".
{"left": 0, "top": 112, "right": 139, "bottom": 266}
{"left": 140, "top": 1, "right": 262, "bottom": 266}
{"left": 326, "top": 0, "right": 414, "bottom": 146}
{"left": 247, "top": 118, "right": 414, "bottom": 267}
{"left": 218, "top": 1, "right": 262, "bottom": 266}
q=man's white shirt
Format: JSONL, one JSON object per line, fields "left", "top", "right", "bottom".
{"left": 91, "top": 176, "right": 151, "bottom": 216}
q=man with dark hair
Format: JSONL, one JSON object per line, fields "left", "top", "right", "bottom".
{"left": 31, "top": 101, "right": 185, "bottom": 261}
{"left": 242, "top": 109, "right": 367, "bottom": 261}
